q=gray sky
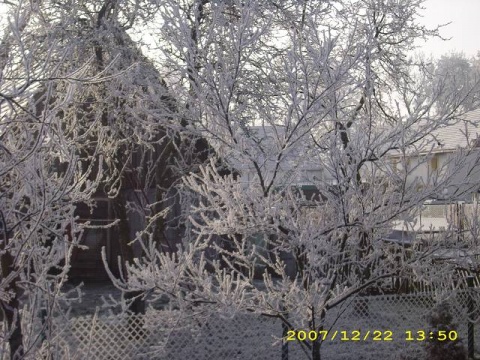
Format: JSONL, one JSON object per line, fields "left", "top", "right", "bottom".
{"left": 0, "top": 1, "right": 477, "bottom": 59}
{"left": 417, "top": 0, "right": 480, "bottom": 58}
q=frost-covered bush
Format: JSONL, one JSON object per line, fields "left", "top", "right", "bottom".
{"left": 425, "top": 303, "right": 466, "bottom": 360}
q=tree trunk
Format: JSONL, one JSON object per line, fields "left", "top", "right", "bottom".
{"left": 2, "top": 297, "right": 24, "bottom": 360}
{"left": 312, "top": 339, "right": 321, "bottom": 360}
{"left": 311, "top": 308, "right": 327, "bottom": 360}
{"left": 0, "top": 253, "right": 24, "bottom": 360}
{"left": 0, "top": 210, "right": 24, "bottom": 360}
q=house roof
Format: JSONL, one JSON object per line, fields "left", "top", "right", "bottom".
{"left": 386, "top": 108, "right": 480, "bottom": 159}
{"left": 429, "top": 108, "right": 480, "bottom": 152}
{"left": 424, "top": 109, "right": 480, "bottom": 199}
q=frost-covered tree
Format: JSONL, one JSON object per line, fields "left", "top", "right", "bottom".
{"left": 429, "top": 52, "right": 480, "bottom": 113}
{"left": 0, "top": 4, "right": 111, "bottom": 358}
{"left": 0, "top": 0, "right": 181, "bottom": 357}
{"left": 2, "top": 1, "right": 479, "bottom": 359}
{"left": 99, "top": 1, "right": 480, "bottom": 359}
{"left": 1, "top": 0, "right": 231, "bottom": 355}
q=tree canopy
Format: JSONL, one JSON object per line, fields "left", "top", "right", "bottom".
{"left": 1, "top": 1, "right": 479, "bottom": 359}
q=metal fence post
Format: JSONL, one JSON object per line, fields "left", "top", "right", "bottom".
{"left": 467, "top": 276, "right": 475, "bottom": 359}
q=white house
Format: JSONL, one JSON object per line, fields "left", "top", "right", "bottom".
{"left": 390, "top": 108, "right": 480, "bottom": 232}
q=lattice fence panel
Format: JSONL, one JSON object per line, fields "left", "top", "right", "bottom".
{"left": 40, "top": 310, "right": 283, "bottom": 360}
{"left": 2, "top": 291, "right": 480, "bottom": 360}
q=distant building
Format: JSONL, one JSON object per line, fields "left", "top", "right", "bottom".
{"left": 389, "top": 108, "right": 480, "bottom": 200}
{"left": 389, "top": 109, "right": 480, "bottom": 233}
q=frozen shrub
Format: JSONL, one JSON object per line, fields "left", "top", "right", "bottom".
{"left": 425, "top": 302, "right": 466, "bottom": 360}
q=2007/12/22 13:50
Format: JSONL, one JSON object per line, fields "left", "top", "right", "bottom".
{"left": 285, "top": 330, "right": 458, "bottom": 341}
{"left": 405, "top": 330, "right": 458, "bottom": 341}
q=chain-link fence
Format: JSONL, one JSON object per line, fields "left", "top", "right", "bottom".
{"left": 2, "top": 290, "right": 478, "bottom": 360}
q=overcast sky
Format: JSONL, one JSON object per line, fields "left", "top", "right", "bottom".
{"left": 0, "top": 1, "right": 477, "bottom": 59}
{"left": 417, "top": 0, "right": 480, "bottom": 58}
